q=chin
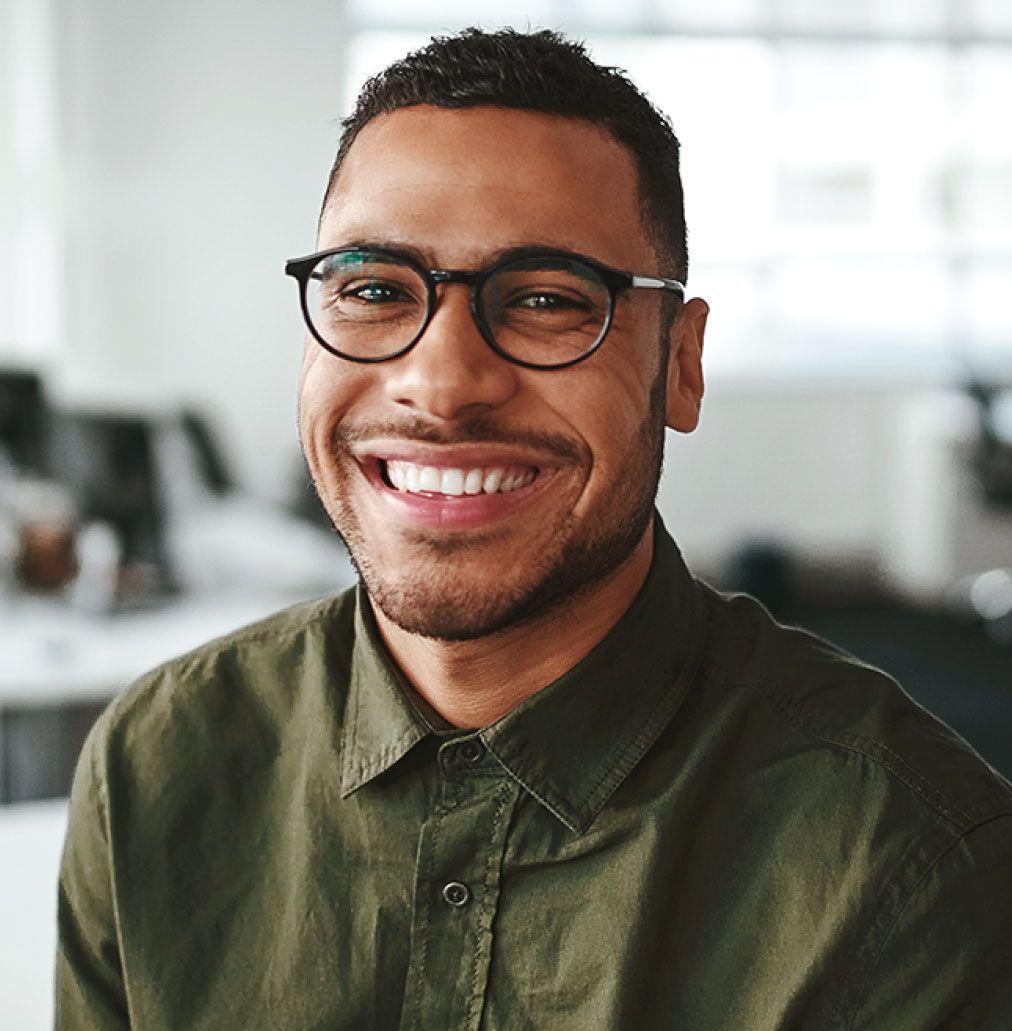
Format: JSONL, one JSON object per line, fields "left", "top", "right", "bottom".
{"left": 359, "top": 508, "right": 651, "bottom": 643}
{"left": 357, "top": 549, "right": 557, "bottom": 641}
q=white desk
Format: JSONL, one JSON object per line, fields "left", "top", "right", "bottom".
{"left": 0, "top": 589, "right": 333, "bottom": 707}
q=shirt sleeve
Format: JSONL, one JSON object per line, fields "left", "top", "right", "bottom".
{"left": 849, "top": 814, "right": 1012, "bottom": 1030}
{"left": 54, "top": 712, "right": 131, "bottom": 1029}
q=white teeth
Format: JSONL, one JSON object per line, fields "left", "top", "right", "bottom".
{"left": 383, "top": 461, "right": 537, "bottom": 497}
{"left": 386, "top": 462, "right": 406, "bottom": 490}
{"left": 440, "top": 468, "right": 464, "bottom": 496}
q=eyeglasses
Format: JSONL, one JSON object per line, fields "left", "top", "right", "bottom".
{"left": 284, "top": 246, "right": 685, "bottom": 370}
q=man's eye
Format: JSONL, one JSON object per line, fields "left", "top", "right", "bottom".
{"left": 513, "top": 292, "right": 586, "bottom": 311}
{"left": 342, "top": 283, "right": 405, "bottom": 304}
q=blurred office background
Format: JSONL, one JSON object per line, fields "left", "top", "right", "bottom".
{"left": 2, "top": 0, "right": 1012, "bottom": 1025}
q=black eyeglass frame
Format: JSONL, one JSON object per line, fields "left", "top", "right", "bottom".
{"left": 284, "top": 246, "right": 685, "bottom": 371}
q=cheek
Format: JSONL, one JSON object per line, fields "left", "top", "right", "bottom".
{"left": 552, "top": 351, "right": 658, "bottom": 471}
{"left": 298, "top": 356, "right": 370, "bottom": 462}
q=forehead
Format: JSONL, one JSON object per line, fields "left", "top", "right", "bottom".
{"left": 319, "top": 105, "right": 652, "bottom": 268}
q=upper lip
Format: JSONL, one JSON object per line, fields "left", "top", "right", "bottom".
{"left": 354, "top": 441, "right": 555, "bottom": 471}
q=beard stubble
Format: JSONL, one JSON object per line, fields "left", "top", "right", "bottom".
{"left": 310, "top": 367, "right": 668, "bottom": 642}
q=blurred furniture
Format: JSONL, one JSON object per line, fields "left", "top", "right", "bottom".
{"left": 968, "top": 380, "right": 1012, "bottom": 507}
{"left": 1, "top": 372, "right": 356, "bottom": 804}
{"left": 48, "top": 408, "right": 174, "bottom": 591}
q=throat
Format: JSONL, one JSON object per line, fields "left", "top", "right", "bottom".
{"left": 367, "top": 528, "right": 655, "bottom": 729}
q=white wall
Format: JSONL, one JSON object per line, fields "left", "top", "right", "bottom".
{"left": 0, "top": 0, "right": 62, "bottom": 359}
{"left": 52, "top": 0, "right": 348, "bottom": 501}
{"left": 658, "top": 380, "right": 970, "bottom": 595}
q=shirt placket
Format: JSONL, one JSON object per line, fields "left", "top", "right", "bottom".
{"left": 398, "top": 735, "right": 521, "bottom": 1031}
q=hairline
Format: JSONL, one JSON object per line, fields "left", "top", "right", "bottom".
{"left": 317, "top": 103, "right": 677, "bottom": 272}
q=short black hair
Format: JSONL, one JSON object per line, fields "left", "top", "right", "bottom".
{"left": 321, "top": 27, "right": 688, "bottom": 282}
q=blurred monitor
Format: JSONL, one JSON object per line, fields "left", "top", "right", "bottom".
{"left": 0, "top": 369, "right": 50, "bottom": 475}
{"left": 48, "top": 409, "right": 169, "bottom": 577}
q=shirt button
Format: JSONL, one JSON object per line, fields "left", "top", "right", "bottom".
{"left": 459, "top": 739, "right": 484, "bottom": 765}
{"left": 441, "top": 881, "right": 471, "bottom": 908}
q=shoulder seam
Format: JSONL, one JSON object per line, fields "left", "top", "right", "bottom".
{"left": 748, "top": 678, "right": 1012, "bottom": 831}
{"left": 844, "top": 811, "right": 1012, "bottom": 1031}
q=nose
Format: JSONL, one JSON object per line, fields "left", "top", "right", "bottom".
{"left": 380, "top": 283, "right": 520, "bottom": 422}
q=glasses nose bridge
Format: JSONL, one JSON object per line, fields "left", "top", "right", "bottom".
{"left": 428, "top": 267, "right": 481, "bottom": 296}
{"left": 429, "top": 268, "right": 478, "bottom": 284}
{"left": 426, "top": 267, "right": 484, "bottom": 325}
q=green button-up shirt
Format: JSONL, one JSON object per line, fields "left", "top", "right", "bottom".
{"left": 56, "top": 518, "right": 1012, "bottom": 1029}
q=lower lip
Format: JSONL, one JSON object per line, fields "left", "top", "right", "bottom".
{"left": 363, "top": 463, "right": 554, "bottom": 531}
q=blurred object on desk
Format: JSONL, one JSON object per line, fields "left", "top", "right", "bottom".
{"left": 0, "top": 370, "right": 356, "bottom": 805}
{"left": 34, "top": 396, "right": 354, "bottom": 606}
{"left": 8, "top": 477, "right": 79, "bottom": 592}
{"left": 0, "top": 372, "right": 80, "bottom": 594}
{"left": 66, "top": 520, "right": 122, "bottom": 614}
{"left": 156, "top": 413, "right": 351, "bottom": 594}
{"left": 48, "top": 407, "right": 172, "bottom": 602}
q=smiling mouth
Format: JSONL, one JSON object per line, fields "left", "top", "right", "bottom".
{"left": 378, "top": 459, "right": 539, "bottom": 497}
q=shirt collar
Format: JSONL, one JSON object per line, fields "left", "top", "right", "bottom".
{"left": 338, "top": 589, "right": 432, "bottom": 798}
{"left": 339, "top": 513, "right": 708, "bottom": 834}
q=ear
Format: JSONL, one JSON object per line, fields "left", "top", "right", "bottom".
{"left": 665, "top": 297, "right": 708, "bottom": 433}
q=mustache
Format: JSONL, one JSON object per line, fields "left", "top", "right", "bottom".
{"left": 331, "top": 415, "right": 586, "bottom": 464}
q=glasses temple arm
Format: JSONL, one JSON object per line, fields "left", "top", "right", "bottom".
{"left": 630, "top": 275, "right": 685, "bottom": 294}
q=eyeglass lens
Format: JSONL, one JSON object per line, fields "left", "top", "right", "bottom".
{"left": 305, "top": 250, "right": 611, "bottom": 367}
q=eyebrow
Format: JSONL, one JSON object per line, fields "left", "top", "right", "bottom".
{"left": 326, "top": 238, "right": 602, "bottom": 272}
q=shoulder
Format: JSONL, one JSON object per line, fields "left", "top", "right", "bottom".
{"left": 83, "top": 587, "right": 359, "bottom": 797}
{"left": 689, "top": 580, "right": 1012, "bottom": 1022}
{"left": 695, "top": 580, "right": 1012, "bottom": 834}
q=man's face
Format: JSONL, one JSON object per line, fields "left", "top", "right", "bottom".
{"left": 300, "top": 105, "right": 704, "bottom": 640}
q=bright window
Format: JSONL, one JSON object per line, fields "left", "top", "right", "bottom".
{"left": 340, "top": 2, "right": 1012, "bottom": 379}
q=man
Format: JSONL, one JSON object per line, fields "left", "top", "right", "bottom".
{"left": 57, "top": 28, "right": 1012, "bottom": 1030}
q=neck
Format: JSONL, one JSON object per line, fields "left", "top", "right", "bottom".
{"left": 370, "top": 523, "right": 655, "bottom": 729}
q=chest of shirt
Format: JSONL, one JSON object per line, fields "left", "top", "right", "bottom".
{"left": 111, "top": 724, "right": 910, "bottom": 1030}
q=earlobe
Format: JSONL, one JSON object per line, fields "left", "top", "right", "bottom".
{"left": 665, "top": 298, "right": 708, "bottom": 433}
